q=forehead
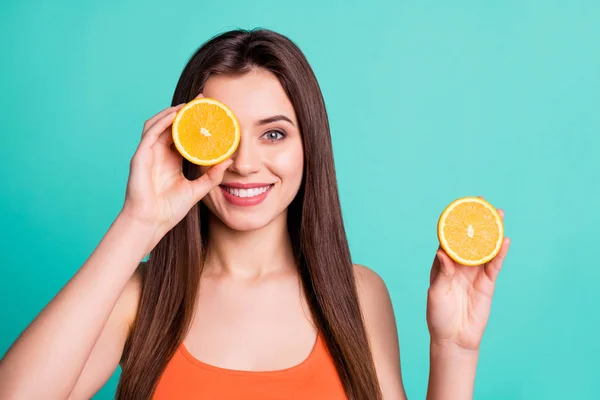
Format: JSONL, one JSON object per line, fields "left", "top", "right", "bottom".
{"left": 202, "top": 69, "right": 297, "bottom": 124}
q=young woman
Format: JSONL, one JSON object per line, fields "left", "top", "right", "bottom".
{"left": 0, "top": 29, "right": 510, "bottom": 400}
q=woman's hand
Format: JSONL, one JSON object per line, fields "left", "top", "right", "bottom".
{"left": 120, "top": 100, "right": 232, "bottom": 244}
{"left": 426, "top": 205, "right": 511, "bottom": 351}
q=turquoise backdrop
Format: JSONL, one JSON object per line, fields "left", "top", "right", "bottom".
{"left": 1, "top": 1, "right": 599, "bottom": 399}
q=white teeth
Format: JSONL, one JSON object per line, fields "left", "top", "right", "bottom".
{"left": 224, "top": 185, "right": 271, "bottom": 198}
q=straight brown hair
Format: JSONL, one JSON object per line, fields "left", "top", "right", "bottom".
{"left": 116, "top": 28, "right": 382, "bottom": 400}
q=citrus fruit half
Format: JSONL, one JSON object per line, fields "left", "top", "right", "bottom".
{"left": 437, "top": 196, "right": 504, "bottom": 266}
{"left": 172, "top": 98, "right": 241, "bottom": 166}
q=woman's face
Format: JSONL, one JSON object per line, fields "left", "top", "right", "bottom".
{"left": 199, "top": 68, "right": 304, "bottom": 232}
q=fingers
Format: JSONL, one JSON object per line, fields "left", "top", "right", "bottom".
{"left": 485, "top": 237, "right": 511, "bottom": 283}
{"left": 477, "top": 196, "right": 507, "bottom": 281}
{"left": 432, "top": 249, "right": 456, "bottom": 286}
{"left": 479, "top": 194, "right": 504, "bottom": 221}
{"left": 190, "top": 159, "right": 234, "bottom": 201}
{"left": 156, "top": 126, "right": 174, "bottom": 149}
{"left": 487, "top": 203, "right": 505, "bottom": 282}
{"left": 432, "top": 196, "right": 506, "bottom": 287}
{"left": 142, "top": 104, "right": 185, "bottom": 139}
{"left": 430, "top": 247, "right": 441, "bottom": 285}
{"left": 139, "top": 96, "right": 200, "bottom": 142}
{"left": 139, "top": 110, "right": 180, "bottom": 148}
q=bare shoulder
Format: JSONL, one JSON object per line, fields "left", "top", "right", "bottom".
{"left": 353, "top": 264, "right": 407, "bottom": 399}
{"left": 353, "top": 264, "right": 395, "bottom": 329}
{"left": 354, "top": 264, "right": 389, "bottom": 296}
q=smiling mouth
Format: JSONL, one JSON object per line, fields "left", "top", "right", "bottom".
{"left": 219, "top": 184, "right": 274, "bottom": 198}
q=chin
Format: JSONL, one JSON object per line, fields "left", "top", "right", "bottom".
{"left": 217, "top": 212, "right": 277, "bottom": 232}
{"left": 202, "top": 200, "right": 286, "bottom": 232}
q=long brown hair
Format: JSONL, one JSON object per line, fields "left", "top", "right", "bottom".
{"left": 117, "top": 28, "right": 382, "bottom": 400}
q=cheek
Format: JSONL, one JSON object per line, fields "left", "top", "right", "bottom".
{"left": 270, "top": 138, "right": 304, "bottom": 186}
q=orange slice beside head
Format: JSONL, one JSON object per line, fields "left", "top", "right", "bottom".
{"left": 437, "top": 196, "right": 504, "bottom": 266}
{"left": 172, "top": 97, "right": 241, "bottom": 166}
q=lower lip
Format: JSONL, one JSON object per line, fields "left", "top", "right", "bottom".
{"left": 220, "top": 185, "right": 273, "bottom": 207}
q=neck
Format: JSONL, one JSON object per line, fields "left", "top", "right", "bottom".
{"left": 203, "top": 211, "right": 296, "bottom": 278}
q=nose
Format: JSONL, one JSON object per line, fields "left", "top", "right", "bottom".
{"left": 228, "top": 135, "right": 261, "bottom": 176}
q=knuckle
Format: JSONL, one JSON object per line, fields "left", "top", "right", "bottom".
{"left": 130, "top": 150, "right": 143, "bottom": 165}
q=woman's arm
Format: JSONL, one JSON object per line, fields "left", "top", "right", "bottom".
{"left": 0, "top": 103, "right": 231, "bottom": 399}
{"left": 425, "top": 207, "right": 511, "bottom": 400}
{"left": 0, "top": 214, "right": 151, "bottom": 399}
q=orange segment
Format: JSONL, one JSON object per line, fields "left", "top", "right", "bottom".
{"left": 172, "top": 98, "right": 241, "bottom": 166}
{"left": 437, "top": 197, "right": 504, "bottom": 266}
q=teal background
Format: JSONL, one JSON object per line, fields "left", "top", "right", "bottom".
{"left": 1, "top": 0, "right": 599, "bottom": 399}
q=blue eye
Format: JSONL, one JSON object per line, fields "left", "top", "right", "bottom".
{"left": 263, "top": 130, "right": 286, "bottom": 141}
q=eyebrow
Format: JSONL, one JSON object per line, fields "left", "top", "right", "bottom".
{"left": 256, "top": 115, "right": 295, "bottom": 126}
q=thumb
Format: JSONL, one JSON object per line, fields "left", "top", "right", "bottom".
{"left": 433, "top": 249, "right": 456, "bottom": 286}
{"left": 190, "top": 159, "right": 233, "bottom": 201}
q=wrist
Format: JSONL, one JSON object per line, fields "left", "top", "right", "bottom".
{"left": 427, "top": 341, "right": 480, "bottom": 400}
{"left": 430, "top": 340, "right": 480, "bottom": 358}
{"left": 114, "top": 210, "right": 164, "bottom": 256}
{"left": 120, "top": 202, "right": 161, "bottom": 227}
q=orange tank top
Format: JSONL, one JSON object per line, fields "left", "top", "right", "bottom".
{"left": 152, "top": 333, "right": 347, "bottom": 399}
